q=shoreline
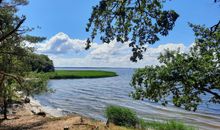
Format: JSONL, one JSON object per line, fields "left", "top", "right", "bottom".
{"left": 2, "top": 97, "right": 219, "bottom": 130}
{"left": 28, "top": 98, "right": 220, "bottom": 130}
{"left": 26, "top": 97, "right": 64, "bottom": 117}
{"left": 0, "top": 98, "right": 130, "bottom": 130}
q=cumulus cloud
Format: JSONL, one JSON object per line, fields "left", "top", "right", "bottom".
{"left": 35, "top": 32, "right": 190, "bottom": 68}
{"left": 37, "top": 32, "right": 86, "bottom": 55}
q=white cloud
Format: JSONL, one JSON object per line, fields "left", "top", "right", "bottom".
{"left": 38, "top": 32, "right": 86, "bottom": 55}
{"left": 35, "top": 32, "right": 190, "bottom": 68}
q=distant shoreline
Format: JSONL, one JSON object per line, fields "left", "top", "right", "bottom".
{"left": 54, "top": 67, "right": 137, "bottom": 69}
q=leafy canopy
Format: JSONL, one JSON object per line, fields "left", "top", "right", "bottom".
{"left": 131, "top": 24, "right": 220, "bottom": 111}
{"left": 27, "top": 53, "right": 55, "bottom": 73}
{"left": 86, "top": 0, "right": 179, "bottom": 62}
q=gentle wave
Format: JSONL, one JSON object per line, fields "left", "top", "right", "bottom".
{"left": 35, "top": 68, "right": 220, "bottom": 130}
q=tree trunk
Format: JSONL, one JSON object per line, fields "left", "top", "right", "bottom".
{"left": 3, "top": 96, "right": 7, "bottom": 119}
{"left": 2, "top": 82, "right": 7, "bottom": 120}
{"left": 0, "top": 73, "right": 5, "bottom": 94}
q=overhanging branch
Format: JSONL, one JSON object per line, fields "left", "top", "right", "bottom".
{"left": 203, "top": 87, "right": 220, "bottom": 99}
{"left": 0, "top": 71, "right": 23, "bottom": 87}
{"left": 210, "top": 20, "right": 220, "bottom": 34}
{"left": 0, "top": 17, "right": 26, "bottom": 42}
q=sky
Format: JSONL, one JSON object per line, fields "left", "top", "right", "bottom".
{"left": 19, "top": 0, "right": 220, "bottom": 68}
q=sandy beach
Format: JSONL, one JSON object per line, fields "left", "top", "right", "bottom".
{"left": 0, "top": 98, "right": 132, "bottom": 130}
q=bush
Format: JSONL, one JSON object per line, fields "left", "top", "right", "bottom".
{"left": 105, "top": 105, "right": 138, "bottom": 127}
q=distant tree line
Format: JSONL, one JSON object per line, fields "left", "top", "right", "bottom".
{"left": 28, "top": 53, "right": 54, "bottom": 73}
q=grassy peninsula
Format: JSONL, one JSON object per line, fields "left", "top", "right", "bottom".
{"left": 47, "top": 70, "right": 118, "bottom": 79}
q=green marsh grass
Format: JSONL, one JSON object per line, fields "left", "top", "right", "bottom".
{"left": 138, "top": 119, "right": 196, "bottom": 130}
{"left": 47, "top": 70, "right": 117, "bottom": 79}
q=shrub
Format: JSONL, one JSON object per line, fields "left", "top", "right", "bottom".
{"left": 105, "top": 105, "right": 138, "bottom": 127}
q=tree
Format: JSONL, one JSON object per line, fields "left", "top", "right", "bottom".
{"left": 0, "top": 0, "right": 28, "bottom": 119}
{"left": 27, "top": 53, "right": 55, "bottom": 73}
{"left": 86, "top": 0, "right": 179, "bottom": 62}
{"left": 87, "top": 0, "right": 220, "bottom": 62}
{"left": 87, "top": 0, "right": 220, "bottom": 111}
{"left": 130, "top": 24, "right": 220, "bottom": 111}
{"left": 0, "top": 0, "right": 28, "bottom": 43}
{"left": 0, "top": 0, "right": 49, "bottom": 119}
{"left": 19, "top": 72, "right": 52, "bottom": 99}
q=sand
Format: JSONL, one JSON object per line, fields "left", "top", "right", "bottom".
{"left": 0, "top": 98, "right": 133, "bottom": 130}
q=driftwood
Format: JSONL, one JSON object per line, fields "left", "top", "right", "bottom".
{"left": 31, "top": 110, "right": 46, "bottom": 117}
{"left": 36, "top": 112, "right": 46, "bottom": 117}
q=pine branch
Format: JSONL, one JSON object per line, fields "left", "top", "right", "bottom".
{"left": 0, "top": 17, "right": 26, "bottom": 42}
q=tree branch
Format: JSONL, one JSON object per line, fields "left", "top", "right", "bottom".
{"left": 203, "top": 87, "right": 220, "bottom": 99}
{"left": 0, "top": 17, "right": 26, "bottom": 42}
{"left": 210, "top": 20, "right": 220, "bottom": 34}
{"left": 0, "top": 71, "right": 23, "bottom": 87}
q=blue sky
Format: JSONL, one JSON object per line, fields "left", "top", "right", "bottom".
{"left": 19, "top": 0, "right": 220, "bottom": 67}
{"left": 19, "top": 0, "right": 99, "bottom": 39}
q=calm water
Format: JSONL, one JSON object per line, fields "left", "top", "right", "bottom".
{"left": 35, "top": 67, "right": 220, "bottom": 130}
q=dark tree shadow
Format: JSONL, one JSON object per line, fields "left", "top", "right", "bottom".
{"left": 0, "top": 118, "right": 47, "bottom": 130}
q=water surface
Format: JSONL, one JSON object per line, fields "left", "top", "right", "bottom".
{"left": 35, "top": 67, "right": 220, "bottom": 130}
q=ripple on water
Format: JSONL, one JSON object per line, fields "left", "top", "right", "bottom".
{"left": 35, "top": 68, "right": 220, "bottom": 130}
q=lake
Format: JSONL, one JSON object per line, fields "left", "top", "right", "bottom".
{"left": 35, "top": 67, "right": 220, "bottom": 130}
